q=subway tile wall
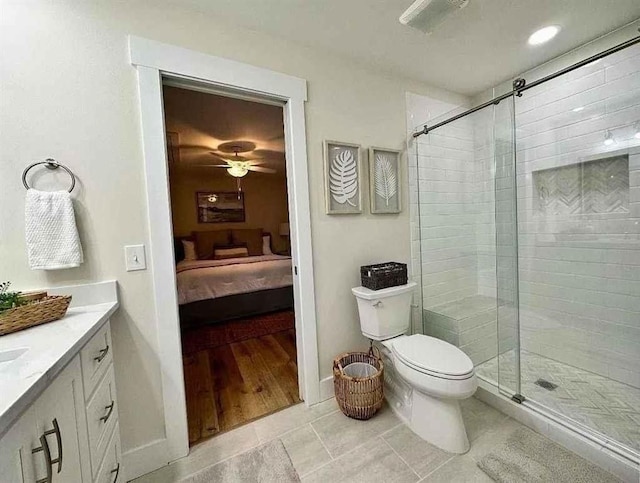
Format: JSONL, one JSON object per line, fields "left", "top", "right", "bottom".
{"left": 405, "top": 93, "right": 468, "bottom": 335}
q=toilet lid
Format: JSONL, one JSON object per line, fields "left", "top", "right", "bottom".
{"left": 392, "top": 334, "right": 474, "bottom": 377}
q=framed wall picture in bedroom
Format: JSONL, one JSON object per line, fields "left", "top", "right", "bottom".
{"left": 369, "top": 147, "right": 401, "bottom": 214}
{"left": 323, "top": 140, "right": 362, "bottom": 214}
{"left": 196, "top": 191, "right": 245, "bottom": 223}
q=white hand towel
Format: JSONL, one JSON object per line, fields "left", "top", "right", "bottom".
{"left": 25, "top": 189, "right": 84, "bottom": 270}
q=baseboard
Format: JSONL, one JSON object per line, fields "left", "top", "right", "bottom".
{"left": 122, "top": 438, "right": 170, "bottom": 482}
{"left": 476, "top": 382, "right": 640, "bottom": 483}
{"left": 319, "top": 375, "right": 334, "bottom": 401}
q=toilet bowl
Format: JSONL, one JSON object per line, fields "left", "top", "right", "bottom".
{"left": 352, "top": 283, "right": 477, "bottom": 454}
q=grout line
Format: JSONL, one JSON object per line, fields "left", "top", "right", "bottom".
{"left": 418, "top": 454, "right": 456, "bottom": 481}
{"left": 378, "top": 421, "right": 404, "bottom": 438}
{"left": 299, "top": 420, "right": 403, "bottom": 478}
{"left": 380, "top": 437, "right": 422, "bottom": 480}
{"left": 308, "top": 422, "right": 334, "bottom": 461}
{"left": 255, "top": 402, "right": 339, "bottom": 443}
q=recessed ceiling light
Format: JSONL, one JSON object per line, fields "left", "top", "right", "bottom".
{"left": 528, "top": 26, "right": 560, "bottom": 46}
{"left": 572, "top": 106, "right": 584, "bottom": 112}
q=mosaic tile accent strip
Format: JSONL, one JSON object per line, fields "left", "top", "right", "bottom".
{"left": 533, "top": 155, "right": 629, "bottom": 215}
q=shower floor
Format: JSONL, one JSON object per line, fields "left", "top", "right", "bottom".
{"left": 476, "top": 350, "right": 640, "bottom": 453}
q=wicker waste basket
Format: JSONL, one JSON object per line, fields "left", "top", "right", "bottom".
{"left": 333, "top": 347, "right": 384, "bottom": 420}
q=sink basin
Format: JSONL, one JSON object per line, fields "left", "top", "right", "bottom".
{"left": 0, "top": 347, "right": 29, "bottom": 368}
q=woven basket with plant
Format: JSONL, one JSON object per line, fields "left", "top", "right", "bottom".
{"left": 0, "top": 281, "right": 71, "bottom": 336}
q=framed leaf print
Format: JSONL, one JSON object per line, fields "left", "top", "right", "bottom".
{"left": 323, "top": 140, "right": 362, "bottom": 214}
{"left": 369, "top": 147, "right": 401, "bottom": 214}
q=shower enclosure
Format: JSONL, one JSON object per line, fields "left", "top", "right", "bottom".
{"left": 413, "top": 36, "right": 640, "bottom": 461}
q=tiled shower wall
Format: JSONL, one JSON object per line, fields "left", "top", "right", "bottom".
{"left": 514, "top": 44, "right": 640, "bottom": 388}
{"left": 407, "top": 42, "right": 640, "bottom": 388}
{"left": 406, "top": 93, "right": 469, "bottom": 334}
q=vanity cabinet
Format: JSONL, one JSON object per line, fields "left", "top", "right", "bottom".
{"left": 0, "top": 405, "right": 37, "bottom": 482}
{"left": 0, "top": 320, "right": 121, "bottom": 482}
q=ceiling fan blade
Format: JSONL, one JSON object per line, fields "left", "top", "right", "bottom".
{"left": 248, "top": 166, "right": 277, "bottom": 174}
{"left": 177, "top": 144, "right": 215, "bottom": 150}
{"left": 198, "top": 164, "right": 229, "bottom": 168}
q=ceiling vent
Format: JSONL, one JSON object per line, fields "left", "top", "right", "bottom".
{"left": 399, "top": 0, "right": 469, "bottom": 34}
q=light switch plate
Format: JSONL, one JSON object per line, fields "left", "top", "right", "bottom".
{"left": 124, "top": 244, "right": 147, "bottom": 271}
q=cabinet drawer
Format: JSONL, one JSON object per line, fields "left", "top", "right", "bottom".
{"left": 94, "top": 425, "right": 121, "bottom": 483}
{"left": 87, "top": 366, "right": 118, "bottom": 477}
{"left": 81, "top": 320, "right": 113, "bottom": 400}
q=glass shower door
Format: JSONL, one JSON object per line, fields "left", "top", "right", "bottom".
{"left": 493, "top": 96, "right": 522, "bottom": 400}
{"left": 416, "top": 99, "right": 522, "bottom": 400}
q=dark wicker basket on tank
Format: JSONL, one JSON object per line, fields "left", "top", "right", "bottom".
{"left": 360, "top": 262, "right": 408, "bottom": 290}
{"left": 333, "top": 348, "right": 384, "bottom": 420}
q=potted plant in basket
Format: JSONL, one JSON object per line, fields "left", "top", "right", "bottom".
{"left": 0, "top": 281, "right": 72, "bottom": 336}
{"left": 0, "top": 282, "right": 25, "bottom": 312}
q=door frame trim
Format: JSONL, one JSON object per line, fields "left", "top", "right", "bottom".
{"left": 128, "top": 35, "right": 319, "bottom": 475}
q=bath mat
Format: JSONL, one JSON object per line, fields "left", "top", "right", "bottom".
{"left": 477, "top": 427, "right": 621, "bottom": 483}
{"left": 186, "top": 439, "right": 300, "bottom": 483}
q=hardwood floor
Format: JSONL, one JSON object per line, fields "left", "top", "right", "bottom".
{"left": 183, "top": 327, "right": 300, "bottom": 446}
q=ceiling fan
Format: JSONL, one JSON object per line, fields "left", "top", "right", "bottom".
{"left": 201, "top": 146, "right": 277, "bottom": 178}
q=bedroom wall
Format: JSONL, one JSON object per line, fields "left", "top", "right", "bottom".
{"left": 0, "top": 0, "right": 467, "bottom": 470}
{"left": 169, "top": 171, "right": 290, "bottom": 252}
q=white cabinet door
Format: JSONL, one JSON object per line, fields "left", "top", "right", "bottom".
{"left": 32, "top": 355, "right": 88, "bottom": 483}
{"left": 0, "top": 406, "right": 37, "bottom": 483}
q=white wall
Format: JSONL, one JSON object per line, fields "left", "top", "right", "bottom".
{"left": 0, "top": 0, "right": 466, "bottom": 462}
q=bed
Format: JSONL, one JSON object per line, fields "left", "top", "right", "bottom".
{"left": 175, "top": 229, "right": 294, "bottom": 329}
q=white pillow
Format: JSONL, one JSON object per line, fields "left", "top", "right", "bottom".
{"left": 182, "top": 240, "right": 197, "bottom": 261}
{"left": 262, "top": 235, "right": 273, "bottom": 255}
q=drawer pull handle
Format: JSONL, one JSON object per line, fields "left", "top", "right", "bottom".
{"left": 32, "top": 434, "right": 52, "bottom": 483}
{"left": 94, "top": 344, "right": 109, "bottom": 362}
{"left": 110, "top": 463, "right": 120, "bottom": 483}
{"left": 32, "top": 418, "right": 62, "bottom": 482}
{"left": 100, "top": 401, "right": 115, "bottom": 423}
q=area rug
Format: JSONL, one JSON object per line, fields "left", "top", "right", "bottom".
{"left": 182, "top": 310, "right": 295, "bottom": 354}
{"left": 186, "top": 440, "right": 300, "bottom": 483}
{"left": 477, "top": 427, "right": 621, "bottom": 483}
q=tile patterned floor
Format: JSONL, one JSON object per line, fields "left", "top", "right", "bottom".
{"left": 132, "top": 396, "right": 552, "bottom": 482}
{"left": 476, "top": 350, "right": 640, "bottom": 453}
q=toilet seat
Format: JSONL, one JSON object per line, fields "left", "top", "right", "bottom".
{"left": 392, "top": 334, "right": 474, "bottom": 380}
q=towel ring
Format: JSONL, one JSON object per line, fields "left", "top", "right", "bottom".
{"left": 22, "top": 159, "right": 76, "bottom": 193}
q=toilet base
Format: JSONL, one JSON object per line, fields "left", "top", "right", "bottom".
{"left": 409, "top": 389, "right": 470, "bottom": 454}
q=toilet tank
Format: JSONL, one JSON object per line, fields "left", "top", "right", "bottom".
{"left": 352, "top": 282, "right": 417, "bottom": 340}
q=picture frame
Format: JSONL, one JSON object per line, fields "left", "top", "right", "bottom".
{"left": 323, "top": 140, "right": 363, "bottom": 214}
{"left": 369, "top": 147, "right": 401, "bottom": 214}
{"left": 196, "top": 191, "right": 245, "bottom": 223}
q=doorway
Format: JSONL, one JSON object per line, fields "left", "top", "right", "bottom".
{"left": 163, "top": 83, "right": 302, "bottom": 445}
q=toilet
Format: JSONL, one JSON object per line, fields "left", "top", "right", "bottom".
{"left": 352, "top": 282, "right": 477, "bottom": 454}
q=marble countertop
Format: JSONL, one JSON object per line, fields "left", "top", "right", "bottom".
{"left": 0, "top": 281, "right": 118, "bottom": 437}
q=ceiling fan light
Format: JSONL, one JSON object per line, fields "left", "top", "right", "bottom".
{"left": 227, "top": 165, "right": 249, "bottom": 177}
